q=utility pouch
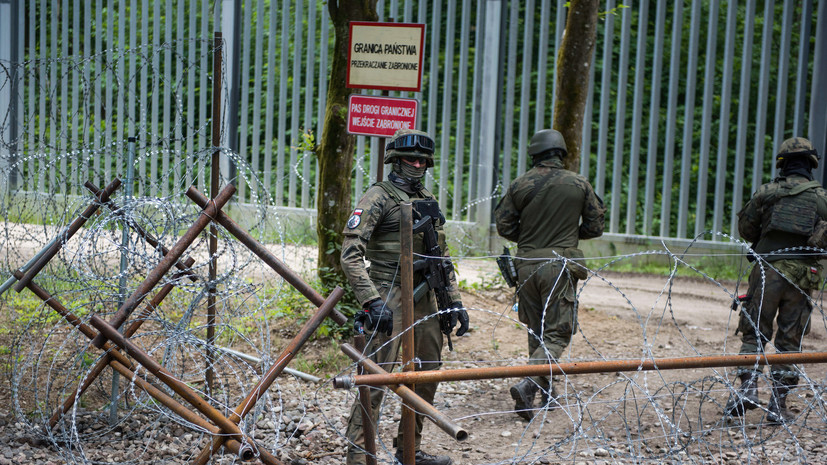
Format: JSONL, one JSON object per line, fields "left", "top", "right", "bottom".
{"left": 496, "top": 246, "right": 519, "bottom": 287}
{"left": 764, "top": 193, "right": 817, "bottom": 237}
{"left": 564, "top": 247, "right": 589, "bottom": 280}
{"left": 807, "top": 219, "right": 827, "bottom": 253}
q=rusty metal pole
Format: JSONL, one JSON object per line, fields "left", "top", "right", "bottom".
{"left": 355, "top": 334, "right": 378, "bottom": 465}
{"left": 89, "top": 183, "right": 236, "bottom": 349}
{"left": 335, "top": 351, "right": 827, "bottom": 387}
{"left": 340, "top": 343, "right": 467, "bottom": 441}
{"left": 206, "top": 31, "right": 224, "bottom": 395}
{"left": 12, "top": 178, "right": 122, "bottom": 293}
{"left": 186, "top": 186, "right": 348, "bottom": 325}
{"left": 190, "top": 287, "right": 344, "bottom": 465}
{"left": 88, "top": 315, "right": 257, "bottom": 450}
{"left": 46, "top": 258, "right": 196, "bottom": 428}
{"left": 400, "top": 202, "right": 415, "bottom": 465}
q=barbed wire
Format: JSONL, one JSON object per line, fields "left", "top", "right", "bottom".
{"left": 2, "top": 45, "right": 827, "bottom": 465}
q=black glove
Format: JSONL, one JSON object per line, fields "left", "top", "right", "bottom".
{"left": 441, "top": 301, "right": 470, "bottom": 337}
{"left": 354, "top": 299, "right": 393, "bottom": 336}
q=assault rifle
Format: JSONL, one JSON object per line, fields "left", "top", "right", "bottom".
{"left": 411, "top": 203, "right": 457, "bottom": 350}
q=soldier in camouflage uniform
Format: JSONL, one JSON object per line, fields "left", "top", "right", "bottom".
{"left": 726, "top": 137, "right": 827, "bottom": 424}
{"left": 494, "top": 129, "right": 605, "bottom": 421}
{"left": 341, "top": 129, "right": 468, "bottom": 465}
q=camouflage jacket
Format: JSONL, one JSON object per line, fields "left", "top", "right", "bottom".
{"left": 494, "top": 156, "right": 605, "bottom": 258}
{"left": 738, "top": 173, "right": 827, "bottom": 262}
{"left": 340, "top": 181, "right": 461, "bottom": 306}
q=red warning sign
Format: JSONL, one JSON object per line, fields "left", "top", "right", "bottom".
{"left": 347, "top": 95, "right": 419, "bottom": 138}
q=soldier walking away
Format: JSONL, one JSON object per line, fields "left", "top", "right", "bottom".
{"left": 341, "top": 129, "right": 469, "bottom": 465}
{"left": 726, "top": 137, "right": 827, "bottom": 424}
{"left": 494, "top": 129, "right": 605, "bottom": 421}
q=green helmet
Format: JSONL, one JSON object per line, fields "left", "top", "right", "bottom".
{"left": 776, "top": 137, "right": 819, "bottom": 169}
{"left": 527, "top": 129, "right": 567, "bottom": 158}
{"left": 384, "top": 129, "right": 435, "bottom": 167}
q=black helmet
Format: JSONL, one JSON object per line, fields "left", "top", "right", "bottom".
{"left": 776, "top": 137, "right": 819, "bottom": 169}
{"left": 384, "top": 129, "right": 435, "bottom": 167}
{"left": 527, "top": 129, "right": 567, "bottom": 158}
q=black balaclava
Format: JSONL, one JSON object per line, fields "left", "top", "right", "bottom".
{"left": 780, "top": 157, "right": 814, "bottom": 181}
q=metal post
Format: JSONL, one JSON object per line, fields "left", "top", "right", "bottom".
{"left": 336, "top": 351, "right": 827, "bottom": 387}
{"left": 400, "top": 203, "right": 415, "bottom": 464}
{"left": 207, "top": 31, "right": 223, "bottom": 395}
{"left": 110, "top": 137, "right": 136, "bottom": 425}
{"left": 355, "top": 334, "right": 378, "bottom": 465}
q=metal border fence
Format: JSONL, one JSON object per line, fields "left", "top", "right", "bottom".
{"left": 1, "top": 0, "right": 826, "bottom": 252}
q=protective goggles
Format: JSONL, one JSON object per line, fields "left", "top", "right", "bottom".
{"left": 386, "top": 134, "right": 435, "bottom": 153}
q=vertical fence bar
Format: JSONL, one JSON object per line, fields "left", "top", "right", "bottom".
{"left": 659, "top": 1, "right": 683, "bottom": 238}
{"left": 677, "top": 0, "right": 701, "bottom": 239}
{"left": 517, "top": 0, "right": 534, "bottom": 178}
{"left": 500, "top": 0, "right": 519, "bottom": 192}
{"left": 237, "top": 0, "right": 253, "bottom": 203}
{"left": 643, "top": 2, "right": 665, "bottom": 236}
{"left": 277, "top": 0, "right": 289, "bottom": 206}
{"left": 439, "top": 0, "right": 454, "bottom": 216}
{"left": 206, "top": 32, "right": 223, "bottom": 395}
{"left": 289, "top": 0, "right": 303, "bottom": 208}
{"left": 595, "top": 0, "right": 615, "bottom": 200}
{"left": 609, "top": 5, "right": 630, "bottom": 234}
{"left": 302, "top": 0, "right": 315, "bottom": 209}
{"left": 253, "top": 0, "right": 267, "bottom": 200}
{"left": 792, "top": 0, "right": 813, "bottom": 137}
{"left": 110, "top": 136, "right": 136, "bottom": 425}
{"left": 534, "top": 0, "right": 550, "bottom": 130}
{"left": 161, "top": 0, "right": 172, "bottom": 196}
{"left": 467, "top": 0, "right": 483, "bottom": 221}
{"left": 712, "top": 1, "right": 737, "bottom": 237}
{"left": 752, "top": 0, "right": 775, "bottom": 194}
{"left": 771, "top": 0, "right": 794, "bottom": 179}
{"left": 149, "top": 0, "right": 160, "bottom": 195}
{"left": 695, "top": 0, "right": 719, "bottom": 238}
{"left": 425, "top": 0, "right": 440, "bottom": 193}
{"left": 71, "top": 0, "right": 80, "bottom": 194}
{"left": 730, "top": 1, "right": 756, "bottom": 236}
{"left": 625, "top": 0, "right": 649, "bottom": 235}
{"left": 451, "top": 0, "right": 469, "bottom": 220}
{"left": 199, "top": 0, "right": 210, "bottom": 191}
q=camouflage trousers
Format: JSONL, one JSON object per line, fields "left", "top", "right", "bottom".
{"left": 516, "top": 260, "right": 577, "bottom": 390}
{"left": 738, "top": 261, "right": 814, "bottom": 383}
{"left": 345, "top": 281, "right": 444, "bottom": 465}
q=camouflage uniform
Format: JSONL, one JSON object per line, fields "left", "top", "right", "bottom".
{"left": 736, "top": 172, "right": 827, "bottom": 383}
{"left": 341, "top": 180, "right": 461, "bottom": 465}
{"left": 494, "top": 155, "right": 605, "bottom": 391}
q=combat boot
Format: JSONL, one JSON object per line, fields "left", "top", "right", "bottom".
{"left": 510, "top": 377, "right": 539, "bottom": 420}
{"left": 724, "top": 372, "right": 760, "bottom": 416}
{"left": 766, "top": 379, "right": 793, "bottom": 424}
{"left": 394, "top": 449, "right": 453, "bottom": 465}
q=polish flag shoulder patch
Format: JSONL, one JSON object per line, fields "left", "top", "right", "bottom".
{"left": 347, "top": 209, "right": 364, "bottom": 229}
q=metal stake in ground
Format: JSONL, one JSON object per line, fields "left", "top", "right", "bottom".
{"left": 400, "top": 202, "right": 415, "bottom": 465}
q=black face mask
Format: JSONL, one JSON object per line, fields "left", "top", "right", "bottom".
{"left": 780, "top": 158, "right": 814, "bottom": 181}
{"left": 389, "top": 171, "right": 423, "bottom": 194}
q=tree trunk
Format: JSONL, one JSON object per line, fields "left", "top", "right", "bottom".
{"left": 553, "top": 0, "right": 599, "bottom": 171}
{"left": 317, "top": 1, "right": 377, "bottom": 289}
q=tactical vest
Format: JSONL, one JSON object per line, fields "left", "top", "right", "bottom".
{"left": 365, "top": 181, "right": 448, "bottom": 282}
{"left": 756, "top": 179, "right": 822, "bottom": 261}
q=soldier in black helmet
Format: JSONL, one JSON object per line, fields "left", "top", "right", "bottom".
{"left": 341, "top": 128, "right": 468, "bottom": 465}
{"left": 494, "top": 129, "right": 605, "bottom": 420}
{"left": 726, "top": 137, "right": 827, "bottom": 424}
